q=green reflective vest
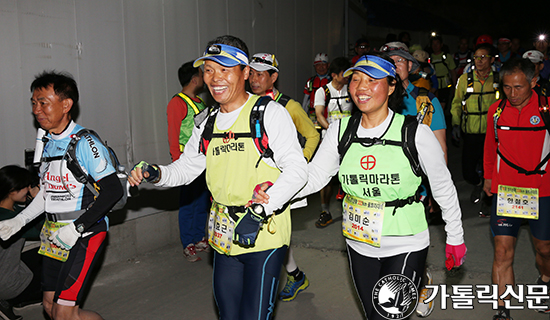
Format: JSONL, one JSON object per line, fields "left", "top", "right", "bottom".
{"left": 338, "top": 113, "right": 427, "bottom": 236}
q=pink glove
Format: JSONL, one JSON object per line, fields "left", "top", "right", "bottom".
{"left": 247, "top": 181, "right": 274, "bottom": 206}
{"left": 445, "top": 243, "right": 467, "bottom": 270}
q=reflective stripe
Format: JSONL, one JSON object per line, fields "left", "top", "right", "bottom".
{"left": 177, "top": 93, "right": 202, "bottom": 115}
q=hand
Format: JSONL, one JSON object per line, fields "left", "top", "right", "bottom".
{"left": 0, "top": 215, "right": 26, "bottom": 241}
{"left": 483, "top": 179, "right": 493, "bottom": 197}
{"left": 29, "top": 186, "right": 40, "bottom": 198}
{"left": 451, "top": 125, "right": 461, "bottom": 142}
{"left": 128, "top": 161, "right": 159, "bottom": 186}
{"left": 445, "top": 243, "right": 467, "bottom": 270}
{"left": 49, "top": 222, "right": 81, "bottom": 250}
{"left": 234, "top": 204, "right": 265, "bottom": 246}
{"left": 246, "top": 181, "right": 273, "bottom": 207}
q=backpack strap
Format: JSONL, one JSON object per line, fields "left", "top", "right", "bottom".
{"left": 250, "top": 96, "right": 275, "bottom": 167}
{"left": 337, "top": 113, "right": 422, "bottom": 177}
{"left": 493, "top": 98, "right": 550, "bottom": 175}
{"left": 323, "top": 85, "right": 331, "bottom": 108}
{"left": 198, "top": 106, "right": 221, "bottom": 155}
{"left": 64, "top": 129, "right": 103, "bottom": 197}
{"left": 401, "top": 115, "right": 423, "bottom": 177}
{"left": 337, "top": 114, "right": 423, "bottom": 214}
{"left": 338, "top": 112, "right": 362, "bottom": 164}
{"left": 198, "top": 96, "right": 275, "bottom": 168}
{"left": 493, "top": 71, "right": 500, "bottom": 97}
{"left": 194, "top": 106, "right": 210, "bottom": 128}
{"left": 275, "top": 93, "right": 291, "bottom": 108}
{"left": 462, "top": 71, "right": 475, "bottom": 106}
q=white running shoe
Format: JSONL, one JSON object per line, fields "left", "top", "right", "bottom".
{"left": 416, "top": 269, "right": 434, "bottom": 317}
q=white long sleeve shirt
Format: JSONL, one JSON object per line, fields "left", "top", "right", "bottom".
{"left": 156, "top": 93, "right": 308, "bottom": 215}
{"left": 296, "top": 110, "right": 464, "bottom": 258}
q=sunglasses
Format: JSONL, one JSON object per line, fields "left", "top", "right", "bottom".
{"left": 473, "top": 55, "right": 492, "bottom": 61}
{"left": 251, "top": 56, "right": 277, "bottom": 67}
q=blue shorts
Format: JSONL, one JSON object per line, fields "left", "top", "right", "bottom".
{"left": 212, "top": 246, "right": 287, "bottom": 320}
{"left": 490, "top": 195, "right": 550, "bottom": 240}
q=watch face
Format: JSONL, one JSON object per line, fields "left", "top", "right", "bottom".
{"left": 253, "top": 204, "right": 264, "bottom": 215}
{"left": 76, "top": 224, "right": 85, "bottom": 233}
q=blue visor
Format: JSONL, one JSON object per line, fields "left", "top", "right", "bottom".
{"left": 343, "top": 55, "right": 396, "bottom": 79}
{"left": 193, "top": 43, "right": 249, "bottom": 67}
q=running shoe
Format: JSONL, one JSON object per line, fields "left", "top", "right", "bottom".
{"left": 183, "top": 243, "right": 201, "bottom": 262}
{"left": 336, "top": 187, "right": 345, "bottom": 200}
{"left": 492, "top": 309, "right": 513, "bottom": 320}
{"left": 535, "top": 276, "right": 550, "bottom": 313}
{"left": 315, "top": 211, "right": 333, "bottom": 228}
{"left": 479, "top": 199, "right": 491, "bottom": 218}
{"left": 279, "top": 273, "right": 310, "bottom": 301}
{"left": 416, "top": 269, "right": 434, "bottom": 317}
{"left": 471, "top": 183, "right": 483, "bottom": 203}
{"left": 0, "top": 300, "right": 22, "bottom": 320}
{"left": 195, "top": 238, "right": 210, "bottom": 253}
{"left": 12, "top": 299, "right": 42, "bottom": 310}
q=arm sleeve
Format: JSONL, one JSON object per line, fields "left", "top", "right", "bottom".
{"left": 295, "top": 121, "right": 341, "bottom": 198}
{"left": 285, "top": 100, "right": 320, "bottom": 161}
{"left": 156, "top": 119, "right": 207, "bottom": 187}
{"left": 483, "top": 102, "right": 499, "bottom": 180}
{"left": 166, "top": 97, "right": 188, "bottom": 162}
{"left": 74, "top": 173, "right": 123, "bottom": 231}
{"left": 450, "top": 75, "right": 466, "bottom": 127}
{"left": 429, "top": 96, "right": 446, "bottom": 131}
{"left": 17, "top": 188, "right": 45, "bottom": 225}
{"left": 302, "top": 94, "right": 310, "bottom": 113}
{"left": 416, "top": 124, "right": 464, "bottom": 245}
{"left": 261, "top": 102, "right": 309, "bottom": 214}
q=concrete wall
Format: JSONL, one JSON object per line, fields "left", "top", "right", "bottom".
{"left": 0, "top": 0, "right": 360, "bottom": 227}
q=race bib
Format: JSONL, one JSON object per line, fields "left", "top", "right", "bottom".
{"left": 207, "top": 202, "right": 235, "bottom": 255}
{"left": 497, "top": 185, "right": 539, "bottom": 220}
{"left": 342, "top": 194, "right": 385, "bottom": 247}
{"left": 38, "top": 221, "right": 70, "bottom": 262}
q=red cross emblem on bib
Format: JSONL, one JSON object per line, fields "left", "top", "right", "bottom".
{"left": 360, "top": 155, "right": 376, "bottom": 170}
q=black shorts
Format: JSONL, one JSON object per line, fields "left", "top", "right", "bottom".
{"left": 491, "top": 195, "right": 550, "bottom": 240}
{"left": 347, "top": 244, "right": 428, "bottom": 320}
{"left": 42, "top": 231, "right": 106, "bottom": 306}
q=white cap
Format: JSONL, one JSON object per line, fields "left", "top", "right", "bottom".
{"left": 249, "top": 53, "right": 279, "bottom": 72}
{"left": 314, "top": 53, "right": 329, "bottom": 64}
{"left": 523, "top": 50, "right": 544, "bottom": 64}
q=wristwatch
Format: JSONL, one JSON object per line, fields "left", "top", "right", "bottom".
{"left": 75, "top": 223, "right": 85, "bottom": 234}
{"left": 251, "top": 203, "right": 267, "bottom": 220}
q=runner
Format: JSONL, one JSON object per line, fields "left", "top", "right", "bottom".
{"left": 128, "top": 35, "right": 307, "bottom": 319}
{"left": 257, "top": 54, "right": 466, "bottom": 319}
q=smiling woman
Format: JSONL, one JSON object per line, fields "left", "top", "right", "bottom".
{"left": 292, "top": 54, "right": 466, "bottom": 319}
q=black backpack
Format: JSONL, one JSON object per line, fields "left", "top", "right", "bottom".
{"left": 337, "top": 112, "right": 422, "bottom": 177}
{"left": 62, "top": 129, "right": 128, "bottom": 211}
{"left": 198, "top": 96, "right": 275, "bottom": 168}
{"left": 337, "top": 113, "right": 424, "bottom": 213}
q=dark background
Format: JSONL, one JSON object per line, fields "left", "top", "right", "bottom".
{"left": 365, "top": 0, "right": 549, "bottom": 48}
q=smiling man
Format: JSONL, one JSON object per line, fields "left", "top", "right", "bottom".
{"left": 128, "top": 35, "right": 307, "bottom": 319}
{"left": 0, "top": 71, "right": 123, "bottom": 320}
{"left": 484, "top": 58, "right": 550, "bottom": 320}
